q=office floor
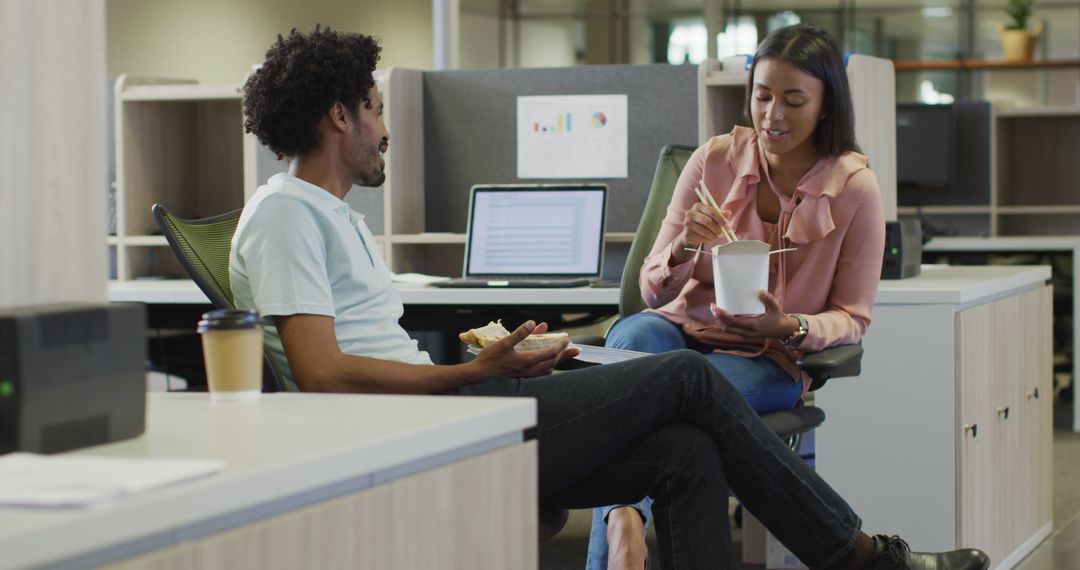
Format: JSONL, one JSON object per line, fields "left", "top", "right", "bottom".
{"left": 540, "top": 397, "right": 1080, "bottom": 570}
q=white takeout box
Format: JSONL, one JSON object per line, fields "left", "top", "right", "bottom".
{"left": 710, "top": 240, "right": 770, "bottom": 315}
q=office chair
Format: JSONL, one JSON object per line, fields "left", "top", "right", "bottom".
{"left": 540, "top": 145, "right": 864, "bottom": 542}
{"left": 589, "top": 144, "right": 862, "bottom": 440}
{"left": 151, "top": 204, "right": 289, "bottom": 393}
{"left": 154, "top": 204, "right": 564, "bottom": 540}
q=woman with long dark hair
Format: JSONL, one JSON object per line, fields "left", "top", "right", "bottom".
{"left": 589, "top": 24, "right": 891, "bottom": 569}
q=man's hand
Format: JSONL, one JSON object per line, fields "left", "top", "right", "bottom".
{"left": 471, "top": 320, "right": 580, "bottom": 378}
{"left": 708, "top": 290, "right": 799, "bottom": 340}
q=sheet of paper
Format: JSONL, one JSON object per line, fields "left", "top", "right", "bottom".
{"left": 467, "top": 343, "right": 650, "bottom": 365}
{"left": 0, "top": 453, "right": 225, "bottom": 509}
{"left": 517, "top": 95, "right": 628, "bottom": 179}
{"left": 571, "top": 345, "right": 651, "bottom": 365}
{"left": 390, "top": 272, "right": 451, "bottom": 285}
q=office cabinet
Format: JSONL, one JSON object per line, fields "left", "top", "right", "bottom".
{"left": 817, "top": 268, "right": 1053, "bottom": 570}
{"left": 105, "top": 442, "right": 537, "bottom": 570}
{"left": 957, "top": 287, "right": 1053, "bottom": 566}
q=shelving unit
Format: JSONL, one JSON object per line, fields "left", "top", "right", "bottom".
{"left": 894, "top": 58, "right": 1080, "bottom": 71}
{"left": 901, "top": 103, "right": 1080, "bottom": 237}
{"left": 112, "top": 75, "right": 262, "bottom": 281}
{"left": 697, "top": 55, "right": 898, "bottom": 221}
{"left": 112, "top": 70, "right": 637, "bottom": 281}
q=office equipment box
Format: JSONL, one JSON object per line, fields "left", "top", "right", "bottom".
{"left": 0, "top": 303, "right": 146, "bottom": 454}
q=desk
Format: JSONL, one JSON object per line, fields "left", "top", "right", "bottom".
{"left": 817, "top": 265, "right": 1053, "bottom": 569}
{"left": 924, "top": 236, "right": 1080, "bottom": 432}
{"left": 0, "top": 392, "right": 537, "bottom": 570}
{"left": 106, "top": 280, "right": 622, "bottom": 306}
{"left": 107, "top": 281, "right": 622, "bottom": 365}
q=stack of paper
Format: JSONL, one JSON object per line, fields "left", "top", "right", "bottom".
{"left": 0, "top": 453, "right": 225, "bottom": 509}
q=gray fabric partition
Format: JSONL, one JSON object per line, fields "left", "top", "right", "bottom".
{"left": 422, "top": 64, "right": 699, "bottom": 233}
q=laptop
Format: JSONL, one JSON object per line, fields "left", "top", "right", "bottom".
{"left": 434, "top": 184, "right": 607, "bottom": 288}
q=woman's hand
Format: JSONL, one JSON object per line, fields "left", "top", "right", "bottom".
{"left": 708, "top": 290, "right": 800, "bottom": 340}
{"left": 471, "top": 320, "right": 580, "bottom": 378}
{"left": 669, "top": 204, "right": 733, "bottom": 265}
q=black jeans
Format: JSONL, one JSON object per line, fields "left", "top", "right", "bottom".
{"left": 446, "top": 350, "right": 861, "bottom": 570}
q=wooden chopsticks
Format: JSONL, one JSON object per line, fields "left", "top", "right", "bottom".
{"left": 692, "top": 180, "right": 738, "bottom": 242}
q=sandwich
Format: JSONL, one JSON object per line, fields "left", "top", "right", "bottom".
{"left": 459, "top": 320, "right": 570, "bottom": 351}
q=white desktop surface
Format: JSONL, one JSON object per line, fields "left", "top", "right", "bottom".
{"left": 0, "top": 392, "right": 535, "bottom": 570}
{"left": 925, "top": 235, "right": 1080, "bottom": 252}
{"left": 108, "top": 265, "right": 1049, "bottom": 308}
{"left": 393, "top": 283, "right": 620, "bottom": 305}
{"left": 874, "top": 264, "right": 1051, "bottom": 305}
{"left": 106, "top": 279, "right": 622, "bottom": 306}
{"left": 817, "top": 263, "right": 1053, "bottom": 565}
{"left": 108, "top": 279, "right": 208, "bottom": 304}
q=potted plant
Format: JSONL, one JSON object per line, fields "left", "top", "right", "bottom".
{"left": 1001, "top": 0, "right": 1042, "bottom": 61}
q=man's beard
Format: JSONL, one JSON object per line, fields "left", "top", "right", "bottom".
{"left": 351, "top": 139, "right": 386, "bottom": 188}
{"left": 355, "top": 165, "right": 385, "bottom": 188}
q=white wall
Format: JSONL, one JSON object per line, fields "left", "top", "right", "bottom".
{"left": 519, "top": 21, "right": 577, "bottom": 68}
{"left": 0, "top": 0, "right": 107, "bottom": 307}
{"left": 460, "top": 12, "right": 500, "bottom": 69}
{"left": 106, "top": 0, "right": 435, "bottom": 83}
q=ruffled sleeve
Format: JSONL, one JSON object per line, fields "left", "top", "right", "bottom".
{"left": 784, "top": 152, "right": 869, "bottom": 245}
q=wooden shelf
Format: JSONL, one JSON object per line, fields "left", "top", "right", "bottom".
{"left": 898, "top": 206, "right": 992, "bottom": 215}
{"left": 388, "top": 232, "right": 638, "bottom": 245}
{"left": 900, "top": 206, "right": 1080, "bottom": 216}
{"left": 121, "top": 84, "right": 242, "bottom": 102}
{"left": 702, "top": 73, "right": 747, "bottom": 87}
{"left": 123, "top": 236, "right": 170, "bottom": 247}
{"left": 997, "top": 205, "right": 1080, "bottom": 215}
{"left": 391, "top": 233, "right": 466, "bottom": 244}
{"left": 894, "top": 59, "right": 1080, "bottom": 71}
{"left": 997, "top": 105, "right": 1080, "bottom": 118}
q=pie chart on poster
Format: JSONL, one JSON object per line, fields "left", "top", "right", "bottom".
{"left": 592, "top": 111, "right": 607, "bottom": 128}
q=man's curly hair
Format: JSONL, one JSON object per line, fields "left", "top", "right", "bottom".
{"left": 242, "top": 25, "right": 381, "bottom": 160}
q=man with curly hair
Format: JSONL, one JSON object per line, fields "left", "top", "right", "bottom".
{"left": 230, "top": 26, "right": 988, "bottom": 570}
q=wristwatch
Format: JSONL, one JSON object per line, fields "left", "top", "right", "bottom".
{"left": 781, "top": 314, "right": 809, "bottom": 346}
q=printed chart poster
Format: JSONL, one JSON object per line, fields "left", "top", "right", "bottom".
{"left": 517, "top": 94, "right": 628, "bottom": 179}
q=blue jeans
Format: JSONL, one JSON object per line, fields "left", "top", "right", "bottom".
{"left": 447, "top": 350, "right": 860, "bottom": 569}
{"left": 587, "top": 312, "right": 804, "bottom": 569}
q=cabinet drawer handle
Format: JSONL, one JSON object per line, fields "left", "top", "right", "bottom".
{"left": 1027, "top": 387, "right": 1040, "bottom": 400}
{"left": 963, "top": 423, "right": 978, "bottom": 438}
{"left": 997, "top": 406, "right": 1010, "bottom": 419}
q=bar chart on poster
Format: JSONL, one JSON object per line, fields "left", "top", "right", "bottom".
{"left": 517, "top": 95, "right": 628, "bottom": 179}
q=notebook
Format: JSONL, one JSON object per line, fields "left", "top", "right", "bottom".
{"left": 434, "top": 184, "right": 607, "bottom": 288}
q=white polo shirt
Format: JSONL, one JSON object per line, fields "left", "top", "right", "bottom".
{"left": 231, "top": 173, "right": 433, "bottom": 390}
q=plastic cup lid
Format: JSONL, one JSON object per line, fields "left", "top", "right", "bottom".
{"left": 197, "top": 309, "right": 261, "bottom": 333}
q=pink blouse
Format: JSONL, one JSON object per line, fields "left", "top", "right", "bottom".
{"left": 640, "top": 126, "right": 886, "bottom": 392}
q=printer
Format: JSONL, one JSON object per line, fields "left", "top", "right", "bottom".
{"left": 0, "top": 303, "right": 146, "bottom": 454}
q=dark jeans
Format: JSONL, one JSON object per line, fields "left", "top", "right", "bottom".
{"left": 446, "top": 350, "right": 861, "bottom": 570}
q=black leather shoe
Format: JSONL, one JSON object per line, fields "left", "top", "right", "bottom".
{"left": 872, "top": 535, "right": 990, "bottom": 570}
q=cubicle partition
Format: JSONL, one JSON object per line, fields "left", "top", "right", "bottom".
{"left": 421, "top": 64, "right": 698, "bottom": 234}
{"left": 372, "top": 64, "right": 699, "bottom": 277}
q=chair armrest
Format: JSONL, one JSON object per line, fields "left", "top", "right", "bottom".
{"left": 570, "top": 334, "right": 607, "bottom": 347}
{"left": 796, "top": 343, "right": 863, "bottom": 391}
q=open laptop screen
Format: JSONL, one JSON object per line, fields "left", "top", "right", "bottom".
{"left": 465, "top": 185, "right": 607, "bottom": 277}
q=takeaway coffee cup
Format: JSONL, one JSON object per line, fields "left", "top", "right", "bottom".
{"left": 710, "top": 240, "right": 770, "bottom": 315}
{"left": 197, "top": 309, "right": 263, "bottom": 401}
